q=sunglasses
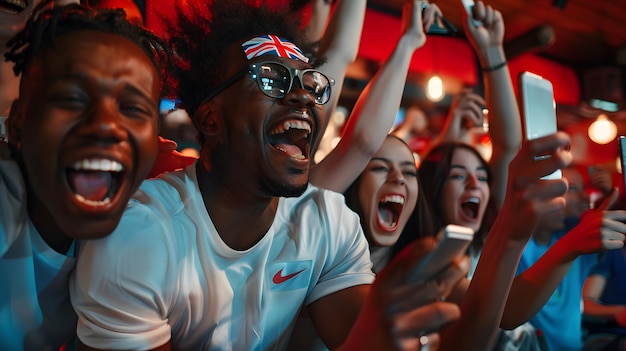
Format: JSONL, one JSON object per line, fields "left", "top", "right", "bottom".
{"left": 203, "top": 61, "right": 334, "bottom": 105}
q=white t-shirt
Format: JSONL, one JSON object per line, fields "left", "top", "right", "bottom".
{"left": 0, "top": 142, "right": 77, "bottom": 351}
{"left": 71, "top": 163, "right": 375, "bottom": 350}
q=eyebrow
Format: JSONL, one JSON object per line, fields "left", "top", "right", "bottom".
{"left": 122, "top": 84, "right": 158, "bottom": 109}
{"left": 450, "top": 165, "right": 488, "bottom": 172}
{"left": 371, "top": 157, "right": 416, "bottom": 167}
{"left": 56, "top": 72, "right": 157, "bottom": 109}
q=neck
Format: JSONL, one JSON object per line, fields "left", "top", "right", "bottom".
{"left": 196, "top": 162, "right": 279, "bottom": 251}
{"left": 27, "top": 193, "right": 73, "bottom": 255}
{"left": 0, "top": 52, "right": 19, "bottom": 116}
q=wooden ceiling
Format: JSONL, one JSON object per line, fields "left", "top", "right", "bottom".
{"left": 367, "top": 0, "right": 626, "bottom": 69}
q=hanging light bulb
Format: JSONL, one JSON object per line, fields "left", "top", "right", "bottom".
{"left": 588, "top": 114, "right": 617, "bottom": 145}
{"left": 426, "top": 75, "right": 444, "bottom": 101}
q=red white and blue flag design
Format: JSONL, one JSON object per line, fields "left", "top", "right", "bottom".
{"left": 242, "top": 35, "right": 309, "bottom": 63}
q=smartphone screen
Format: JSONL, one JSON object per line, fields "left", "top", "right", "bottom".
{"left": 519, "top": 71, "right": 562, "bottom": 180}
{"left": 407, "top": 224, "right": 473, "bottom": 283}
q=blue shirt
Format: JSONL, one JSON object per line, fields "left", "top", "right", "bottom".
{"left": 516, "top": 223, "right": 599, "bottom": 351}
{"left": 590, "top": 247, "right": 626, "bottom": 305}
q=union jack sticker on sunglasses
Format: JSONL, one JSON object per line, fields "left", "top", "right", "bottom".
{"left": 242, "top": 35, "right": 309, "bottom": 63}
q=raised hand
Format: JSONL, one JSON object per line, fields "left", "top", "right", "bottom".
{"left": 563, "top": 188, "right": 626, "bottom": 257}
{"left": 588, "top": 166, "right": 614, "bottom": 196}
{"left": 402, "top": 1, "right": 444, "bottom": 50}
{"left": 462, "top": 0, "right": 504, "bottom": 54}
{"left": 439, "top": 89, "right": 487, "bottom": 142}
{"left": 499, "top": 132, "right": 572, "bottom": 242}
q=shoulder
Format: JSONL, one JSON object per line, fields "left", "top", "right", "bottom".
{"left": 283, "top": 184, "right": 351, "bottom": 212}
{"left": 0, "top": 152, "right": 28, "bottom": 253}
{"left": 134, "top": 168, "right": 191, "bottom": 211}
{"left": 280, "top": 185, "right": 358, "bottom": 226}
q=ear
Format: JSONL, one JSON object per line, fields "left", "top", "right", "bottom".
{"left": 193, "top": 101, "right": 222, "bottom": 137}
{"left": 6, "top": 99, "right": 24, "bottom": 152}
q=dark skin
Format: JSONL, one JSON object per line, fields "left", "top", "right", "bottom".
{"left": 192, "top": 41, "right": 326, "bottom": 250}
{"left": 7, "top": 30, "right": 160, "bottom": 254}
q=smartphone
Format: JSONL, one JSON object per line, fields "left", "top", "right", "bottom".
{"left": 461, "top": 0, "right": 482, "bottom": 27}
{"left": 618, "top": 136, "right": 626, "bottom": 198}
{"left": 519, "top": 71, "right": 562, "bottom": 180}
{"left": 407, "top": 224, "right": 474, "bottom": 283}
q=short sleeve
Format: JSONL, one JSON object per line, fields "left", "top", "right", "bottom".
{"left": 70, "top": 198, "right": 177, "bottom": 350}
{"left": 305, "top": 190, "right": 374, "bottom": 304}
{"left": 589, "top": 251, "right": 613, "bottom": 278}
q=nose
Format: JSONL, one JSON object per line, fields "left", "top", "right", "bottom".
{"left": 465, "top": 173, "right": 479, "bottom": 188}
{"left": 282, "top": 76, "right": 316, "bottom": 108}
{"left": 388, "top": 168, "right": 406, "bottom": 185}
{"left": 78, "top": 99, "right": 127, "bottom": 143}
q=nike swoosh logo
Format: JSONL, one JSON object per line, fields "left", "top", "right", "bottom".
{"left": 272, "top": 268, "right": 306, "bottom": 284}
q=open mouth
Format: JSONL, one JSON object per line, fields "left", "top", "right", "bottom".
{"left": 268, "top": 119, "right": 312, "bottom": 160}
{"left": 66, "top": 158, "right": 124, "bottom": 207}
{"left": 460, "top": 197, "right": 480, "bottom": 220}
{"left": 0, "top": 0, "right": 27, "bottom": 14}
{"left": 377, "top": 194, "right": 405, "bottom": 231}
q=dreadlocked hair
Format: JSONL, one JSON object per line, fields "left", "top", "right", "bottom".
{"left": 4, "top": 0, "right": 173, "bottom": 96}
{"left": 167, "top": 0, "right": 317, "bottom": 120}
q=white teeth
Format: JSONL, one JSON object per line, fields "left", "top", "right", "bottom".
{"left": 72, "top": 159, "right": 123, "bottom": 172}
{"left": 270, "top": 119, "right": 312, "bottom": 135}
{"left": 381, "top": 195, "right": 405, "bottom": 205}
{"left": 466, "top": 197, "right": 480, "bottom": 204}
{"left": 74, "top": 194, "right": 111, "bottom": 207}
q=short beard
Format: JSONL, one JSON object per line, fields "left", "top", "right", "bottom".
{"left": 260, "top": 178, "right": 308, "bottom": 198}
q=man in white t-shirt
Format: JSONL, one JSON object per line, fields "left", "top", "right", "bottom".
{"left": 0, "top": 2, "right": 171, "bottom": 349}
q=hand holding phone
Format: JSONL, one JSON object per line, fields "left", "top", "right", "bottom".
{"left": 519, "top": 71, "right": 562, "bottom": 180}
{"left": 407, "top": 224, "right": 474, "bottom": 283}
{"left": 461, "top": 0, "right": 482, "bottom": 27}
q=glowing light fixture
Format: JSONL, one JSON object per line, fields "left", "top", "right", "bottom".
{"left": 588, "top": 114, "right": 617, "bottom": 145}
{"left": 426, "top": 75, "right": 444, "bottom": 101}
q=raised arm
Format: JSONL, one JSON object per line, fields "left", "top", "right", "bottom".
{"left": 311, "top": 0, "right": 438, "bottom": 192}
{"left": 301, "top": 0, "right": 332, "bottom": 45}
{"left": 465, "top": 0, "right": 522, "bottom": 207}
{"left": 315, "top": 0, "right": 367, "bottom": 120}
{"left": 415, "top": 89, "right": 486, "bottom": 158}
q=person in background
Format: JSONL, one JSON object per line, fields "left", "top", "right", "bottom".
{"left": 582, "top": 244, "right": 626, "bottom": 350}
{"left": 507, "top": 166, "right": 626, "bottom": 351}
{"left": 0, "top": 1, "right": 171, "bottom": 349}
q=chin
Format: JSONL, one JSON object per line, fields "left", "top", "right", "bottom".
{"left": 261, "top": 178, "right": 309, "bottom": 198}
{"left": 63, "top": 217, "right": 121, "bottom": 240}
